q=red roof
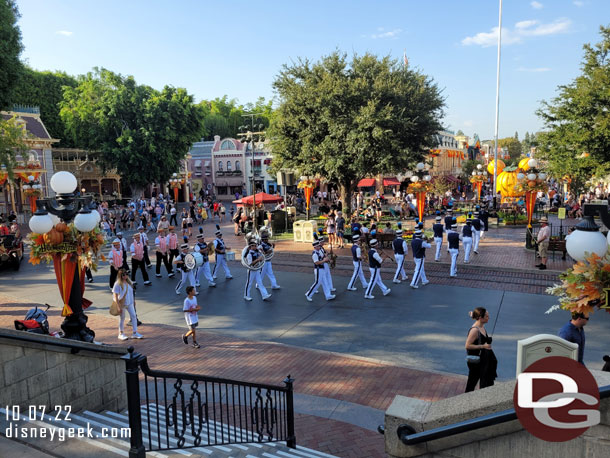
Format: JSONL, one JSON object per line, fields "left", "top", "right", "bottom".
{"left": 357, "top": 178, "right": 376, "bottom": 187}
{"left": 383, "top": 177, "right": 401, "bottom": 186}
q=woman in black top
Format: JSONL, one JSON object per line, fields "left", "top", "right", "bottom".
{"left": 465, "top": 307, "right": 497, "bottom": 392}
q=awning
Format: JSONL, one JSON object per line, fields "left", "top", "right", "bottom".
{"left": 383, "top": 177, "right": 401, "bottom": 186}
{"left": 445, "top": 175, "right": 459, "bottom": 183}
{"left": 204, "top": 160, "right": 211, "bottom": 167}
{"left": 357, "top": 178, "right": 376, "bottom": 187}
{"left": 194, "top": 160, "right": 202, "bottom": 167}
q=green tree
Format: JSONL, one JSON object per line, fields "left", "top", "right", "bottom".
{"left": 536, "top": 26, "right": 610, "bottom": 193}
{"left": 498, "top": 137, "right": 522, "bottom": 160}
{"left": 202, "top": 113, "right": 230, "bottom": 139}
{"left": 0, "top": 115, "right": 29, "bottom": 179}
{"left": 11, "top": 67, "right": 78, "bottom": 144}
{"left": 460, "top": 159, "right": 484, "bottom": 181}
{"left": 430, "top": 176, "right": 454, "bottom": 197}
{"left": 60, "top": 68, "right": 203, "bottom": 194}
{"left": 0, "top": 0, "right": 24, "bottom": 109}
{"left": 270, "top": 51, "right": 444, "bottom": 213}
{"left": 456, "top": 129, "right": 465, "bottom": 136}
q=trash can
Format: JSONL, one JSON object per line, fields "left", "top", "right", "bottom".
{"left": 271, "top": 210, "right": 287, "bottom": 234}
{"left": 293, "top": 221, "right": 304, "bottom": 242}
{"left": 302, "top": 220, "right": 318, "bottom": 243}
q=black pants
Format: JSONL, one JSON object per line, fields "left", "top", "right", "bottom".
{"left": 143, "top": 245, "right": 151, "bottom": 267}
{"left": 169, "top": 214, "right": 178, "bottom": 226}
{"left": 156, "top": 251, "right": 172, "bottom": 275}
{"left": 121, "top": 249, "right": 130, "bottom": 272}
{"left": 109, "top": 266, "right": 119, "bottom": 289}
{"left": 465, "top": 361, "right": 495, "bottom": 392}
{"left": 131, "top": 258, "right": 149, "bottom": 283}
{"left": 85, "top": 268, "right": 93, "bottom": 281}
{"left": 168, "top": 248, "right": 179, "bottom": 268}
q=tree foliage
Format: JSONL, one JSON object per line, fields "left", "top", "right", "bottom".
{"left": 11, "top": 67, "right": 78, "bottom": 145}
{"left": 0, "top": 0, "right": 24, "bottom": 109}
{"left": 460, "top": 159, "right": 484, "bottom": 181}
{"left": 536, "top": 25, "right": 610, "bottom": 193}
{"left": 197, "top": 96, "right": 273, "bottom": 140}
{"left": 269, "top": 51, "right": 445, "bottom": 213}
{"left": 498, "top": 137, "right": 522, "bottom": 160}
{"left": 60, "top": 68, "right": 203, "bottom": 192}
{"left": 0, "top": 115, "right": 29, "bottom": 179}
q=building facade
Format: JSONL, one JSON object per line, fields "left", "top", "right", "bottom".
{"left": 187, "top": 139, "right": 214, "bottom": 198}
{"left": 244, "top": 141, "right": 277, "bottom": 195}
{"left": 211, "top": 136, "right": 246, "bottom": 199}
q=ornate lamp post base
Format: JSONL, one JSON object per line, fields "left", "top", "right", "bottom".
{"left": 61, "top": 313, "right": 96, "bottom": 342}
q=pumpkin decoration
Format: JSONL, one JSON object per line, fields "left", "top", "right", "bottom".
{"left": 55, "top": 222, "right": 69, "bottom": 233}
{"left": 496, "top": 170, "right": 524, "bottom": 198}
{"left": 528, "top": 180, "right": 537, "bottom": 187}
{"left": 518, "top": 157, "right": 530, "bottom": 172}
{"left": 43, "top": 228, "right": 64, "bottom": 245}
{"left": 487, "top": 159, "right": 505, "bottom": 176}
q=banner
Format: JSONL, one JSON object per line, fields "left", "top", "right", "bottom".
{"left": 525, "top": 190, "right": 536, "bottom": 228}
{"left": 52, "top": 254, "right": 76, "bottom": 317}
{"left": 416, "top": 191, "right": 426, "bottom": 222}
{"left": 173, "top": 186, "right": 179, "bottom": 203}
{"left": 304, "top": 186, "right": 313, "bottom": 210}
{"left": 476, "top": 181, "right": 483, "bottom": 201}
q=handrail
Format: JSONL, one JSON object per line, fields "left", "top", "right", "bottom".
{"left": 0, "top": 330, "right": 127, "bottom": 356}
{"left": 399, "top": 384, "right": 610, "bottom": 446}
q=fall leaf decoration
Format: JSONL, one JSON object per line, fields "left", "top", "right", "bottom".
{"left": 546, "top": 252, "right": 610, "bottom": 315}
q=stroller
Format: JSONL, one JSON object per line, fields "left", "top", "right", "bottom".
{"left": 14, "top": 304, "right": 52, "bottom": 335}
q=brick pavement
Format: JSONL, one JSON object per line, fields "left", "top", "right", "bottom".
{"left": 0, "top": 295, "right": 465, "bottom": 457}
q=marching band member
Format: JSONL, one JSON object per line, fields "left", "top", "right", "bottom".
{"left": 447, "top": 223, "right": 461, "bottom": 277}
{"left": 472, "top": 211, "right": 483, "bottom": 254}
{"left": 130, "top": 233, "right": 151, "bottom": 286}
{"left": 259, "top": 232, "right": 280, "bottom": 290}
{"left": 305, "top": 240, "right": 335, "bottom": 301}
{"left": 108, "top": 239, "right": 124, "bottom": 289}
{"left": 212, "top": 225, "right": 233, "bottom": 280}
{"left": 195, "top": 234, "right": 216, "bottom": 287}
{"left": 410, "top": 230, "right": 431, "bottom": 289}
{"left": 364, "top": 239, "right": 391, "bottom": 299}
{"left": 462, "top": 219, "right": 474, "bottom": 264}
{"left": 432, "top": 215, "right": 445, "bottom": 262}
{"left": 479, "top": 206, "right": 489, "bottom": 239}
{"left": 392, "top": 230, "right": 408, "bottom": 284}
{"left": 243, "top": 239, "right": 270, "bottom": 301}
{"left": 116, "top": 232, "right": 130, "bottom": 272}
{"left": 444, "top": 209, "right": 454, "bottom": 230}
{"left": 174, "top": 243, "right": 197, "bottom": 295}
{"left": 347, "top": 234, "right": 368, "bottom": 291}
{"left": 319, "top": 238, "right": 336, "bottom": 292}
{"left": 154, "top": 228, "right": 173, "bottom": 277}
{"left": 167, "top": 226, "right": 179, "bottom": 269}
{"left": 138, "top": 226, "right": 152, "bottom": 268}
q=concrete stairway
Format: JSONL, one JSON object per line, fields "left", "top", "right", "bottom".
{"left": 0, "top": 405, "right": 337, "bottom": 458}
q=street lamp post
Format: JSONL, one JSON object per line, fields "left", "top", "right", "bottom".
{"left": 238, "top": 114, "right": 266, "bottom": 231}
{"left": 29, "top": 171, "right": 98, "bottom": 342}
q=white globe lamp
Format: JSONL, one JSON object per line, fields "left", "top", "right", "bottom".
{"left": 416, "top": 162, "right": 425, "bottom": 171}
{"left": 566, "top": 216, "right": 609, "bottom": 262}
{"left": 538, "top": 172, "right": 547, "bottom": 180}
{"left": 527, "top": 173, "right": 537, "bottom": 181}
{"left": 517, "top": 173, "right": 525, "bottom": 180}
{"left": 74, "top": 211, "right": 98, "bottom": 232}
{"left": 50, "top": 171, "right": 77, "bottom": 194}
{"left": 411, "top": 176, "right": 419, "bottom": 183}
{"left": 528, "top": 158, "right": 538, "bottom": 168}
{"left": 49, "top": 214, "right": 61, "bottom": 226}
{"left": 29, "top": 212, "right": 54, "bottom": 234}
{"left": 476, "top": 164, "right": 482, "bottom": 170}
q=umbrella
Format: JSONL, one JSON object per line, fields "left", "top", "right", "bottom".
{"left": 238, "top": 192, "right": 283, "bottom": 206}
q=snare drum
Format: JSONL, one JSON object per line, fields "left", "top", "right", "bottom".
{"left": 184, "top": 254, "right": 196, "bottom": 271}
{"left": 192, "top": 252, "right": 204, "bottom": 267}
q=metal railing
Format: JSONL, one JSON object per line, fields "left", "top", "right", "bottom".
{"left": 123, "top": 347, "right": 295, "bottom": 458}
{"left": 395, "top": 384, "right": 610, "bottom": 446}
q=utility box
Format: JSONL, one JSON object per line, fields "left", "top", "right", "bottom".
{"left": 286, "top": 206, "right": 296, "bottom": 217}
{"left": 516, "top": 334, "right": 578, "bottom": 376}
{"left": 302, "top": 220, "right": 318, "bottom": 243}
{"left": 293, "top": 221, "right": 304, "bottom": 242}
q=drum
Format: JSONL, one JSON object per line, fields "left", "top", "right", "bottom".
{"left": 192, "top": 252, "right": 204, "bottom": 267}
{"left": 184, "top": 253, "right": 196, "bottom": 271}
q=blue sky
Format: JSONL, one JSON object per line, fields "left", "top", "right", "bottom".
{"left": 15, "top": 0, "right": 609, "bottom": 141}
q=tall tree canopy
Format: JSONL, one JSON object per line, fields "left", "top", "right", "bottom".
{"left": 60, "top": 68, "right": 203, "bottom": 192}
{"left": 197, "top": 96, "right": 273, "bottom": 140}
{"left": 269, "top": 51, "right": 445, "bottom": 212}
{"left": 11, "top": 67, "right": 78, "bottom": 145}
{"left": 0, "top": 115, "right": 29, "bottom": 179}
{"left": 0, "top": 0, "right": 23, "bottom": 110}
{"left": 536, "top": 25, "right": 610, "bottom": 193}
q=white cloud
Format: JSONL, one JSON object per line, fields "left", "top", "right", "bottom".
{"left": 530, "top": 1, "right": 543, "bottom": 9}
{"left": 573, "top": 1, "right": 584, "bottom": 6}
{"left": 367, "top": 28, "right": 403, "bottom": 39}
{"left": 517, "top": 67, "right": 551, "bottom": 72}
{"left": 55, "top": 30, "right": 73, "bottom": 36}
{"left": 463, "top": 120, "right": 474, "bottom": 128}
{"left": 462, "top": 18, "right": 570, "bottom": 47}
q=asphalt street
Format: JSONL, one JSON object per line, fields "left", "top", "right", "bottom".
{"left": 1, "top": 258, "right": 609, "bottom": 376}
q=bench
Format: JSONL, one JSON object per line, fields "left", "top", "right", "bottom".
{"left": 548, "top": 239, "right": 567, "bottom": 260}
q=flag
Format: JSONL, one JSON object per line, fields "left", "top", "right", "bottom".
{"left": 403, "top": 50, "right": 408, "bottom": 68}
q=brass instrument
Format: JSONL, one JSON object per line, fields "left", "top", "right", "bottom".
{"left": 241, "top": 233, "right": 266, "bottom": 271}
{"left": 259, "top": 227, "right": 274, "bottom": 261}
{"left": 329, "top": 243, "right": 337, "bottom": 269}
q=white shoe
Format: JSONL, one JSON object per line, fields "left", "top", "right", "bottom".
{"left": 392, "top": 279, "right": 401, "bottom": 284}
{"left": 262, "top": 294, "right": 271, "bottom": 301}
{"left": 411, "top": 285, "right": 419, "bottom": 289}
{"left": 209, "top": 282, "right": 217, "bottom": 287}
{"left": 401, "top": 277, "right": 408, "bottom": 281}
{"left": 464, "top": 261, "right": 470, "bottom": 264}
{"left": 383, "top": 289, "right": 391, "bottom": 296}
{"left": 435, "top": 259, "right": 440, "bottom": 262}
{"left": 131, "top": 332, "right": 143, "bottom": 339}
{"left": 331, "top": 288, "right": 337, "bottom": 292}
{"left": 176, "top": 291, "right": 181, "bottom": 295}
{"left": 272, "top": 286, "right": 281, "bottom": 290}
{"left": 244, "top": 296, "right": 253, "bottom": 301}
{"left": 450, "top": 274, "right": 457, "bottom": 277}
{"left": 364, "top": 295, "right": 375, "bottom": 299}
{"left": 144, "top": 281, "right": 151, "bottom": 285}
{"left": 156, "top": 274, "right": 162, "bottom": 278}
{"left": 305, "top": 294, "right": 313, "bottom": 302}
{"left": 118, "top": 333, "right": 128, "bottom": 341}
{"left": 213, "top": 276, "right": 217, "bottom": 280}
{"left": 195, "top": 283, "right": 200, "bottom": 287}
{"left": 314, "top": 290, "right": 319, "bottom": 294}
{"left": 422, "top": 280, "right": 430, "bottom": 285}
{"left": 326, "top": 295, "right": 336, "bottom": 300}
{"left": 347, "top": 287, "right": 357, "bottom": 291}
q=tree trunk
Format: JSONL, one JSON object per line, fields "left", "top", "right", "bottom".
{"left": 340, "top": 180, "right": 353, "bottom": 216}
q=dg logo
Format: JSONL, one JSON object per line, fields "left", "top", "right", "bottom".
{"left": 514, "top": 356, "right": 600, "bottom": 442}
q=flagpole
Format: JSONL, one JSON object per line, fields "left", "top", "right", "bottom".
{"left": 493, "top": 0, "right": 503, "bottom": 206}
